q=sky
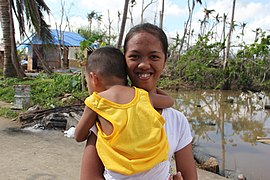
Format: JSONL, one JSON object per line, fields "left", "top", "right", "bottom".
{"left": 1, "top": 0, "right": 270, "bottom": 46}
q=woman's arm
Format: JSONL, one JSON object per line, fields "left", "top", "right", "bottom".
{"left": 80, "top": 133, "right": 104, "bottom": 180}
{"left": 74, "top": 106, "right": 97, "bottom": 142}
{"left": 174, "top": 143, "right": 198, "bottom": 180}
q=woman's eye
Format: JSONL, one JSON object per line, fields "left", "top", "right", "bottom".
{"left": 128, "top": 54, "right": 139, "bottom": 60}
{"left": 150, "top": 55, "right": 160, "bottom": 61}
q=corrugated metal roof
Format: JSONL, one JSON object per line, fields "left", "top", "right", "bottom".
{"left": 17, "top": 29, "right": 85, "bottom": 49}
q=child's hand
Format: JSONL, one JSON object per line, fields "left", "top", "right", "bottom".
{"left": 170, "top": 171, "right": 183, "bottom": 180}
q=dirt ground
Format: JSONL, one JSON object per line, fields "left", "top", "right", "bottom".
{"left": 0, "top": 100, "right": 226, "bottom": 180}
{"left": 0, "top": 116, "right": 85, "bottom": 180}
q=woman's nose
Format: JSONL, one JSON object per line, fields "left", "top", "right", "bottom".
{"left": 138, "top": 59, "right": 150, "bottom": 69}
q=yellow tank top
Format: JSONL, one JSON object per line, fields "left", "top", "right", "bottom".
{"left": 85, "top": 87, "right": 169, "bottom": 175}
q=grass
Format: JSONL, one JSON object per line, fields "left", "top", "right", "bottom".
{"left": 0, "top": 73, "right": 88, "bottom": 118}
{"left": 0, "top": 107, "right": 19, "bottom": 119}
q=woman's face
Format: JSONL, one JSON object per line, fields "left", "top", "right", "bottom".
{"left": 125, "top": 32, "right": 166, "bottom": 92}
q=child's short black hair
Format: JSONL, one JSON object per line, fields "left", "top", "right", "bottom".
{"left": 86, "top": 46, "right": 127, "bottom": 81}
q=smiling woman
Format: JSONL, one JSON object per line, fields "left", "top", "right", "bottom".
{"left": 78, "top": 23, "right": 198, "bottom": 180}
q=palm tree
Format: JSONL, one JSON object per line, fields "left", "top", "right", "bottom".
{"left": 0, "top": 0, "right": 17, "bottom": 77}
{"left": 200, "top": 8, "right": 215, "bottom": 36}
{"left": 96, "top": 14, "right": 103, "bottom": 30}
{"left": 87, "top": 10, "right": 97, "bottom": 36}
{"left": 0, "top": 0, "right": 52, "bottom": 78}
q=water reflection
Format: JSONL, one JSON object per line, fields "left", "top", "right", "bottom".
{"left": 171, "top": 90, "right": 270, "bottom": 180}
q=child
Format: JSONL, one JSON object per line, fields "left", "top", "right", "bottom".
{"left": 74, "top": 46, "right": 174, "bottom": 179}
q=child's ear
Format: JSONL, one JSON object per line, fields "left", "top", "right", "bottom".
{"left": 89, "top": 72, "right": 99, "bottom": 87}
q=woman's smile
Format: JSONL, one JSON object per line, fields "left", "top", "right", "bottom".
{"left": 137, "top": 72, "right": 152, "bottom": 80}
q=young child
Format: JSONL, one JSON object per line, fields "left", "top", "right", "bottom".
{"left": 74, "top": 46, "right": 174, "bottom": 178}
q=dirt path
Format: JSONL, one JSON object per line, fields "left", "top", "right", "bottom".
{"left": 0, "top": 117, "right": 228, "bottom": 180}
{"left": 0, "top": 117, "right": 85, "bottom": 180}
{"left": 0, "top": 98, "right": 227, "bottom": 180}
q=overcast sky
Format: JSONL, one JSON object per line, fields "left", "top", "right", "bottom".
{"left": 1, "top": 0, "right": 270, "bottom": 45}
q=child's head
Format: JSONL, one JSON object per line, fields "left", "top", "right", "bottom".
{"left": 86, "top": 46, "right": 127, "bottom": 93}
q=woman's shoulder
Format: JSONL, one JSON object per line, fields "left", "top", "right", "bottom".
{"left": 162, "top": 107, "right": 186, "bottom": 119}
{"left": 162, "top": 108, "right": 189, "bottom": 127}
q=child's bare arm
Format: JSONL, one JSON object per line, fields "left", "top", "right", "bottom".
{"left": 156, "top": 88, "right": 170, "bottom": 96}
{"left": 149, "top": 88, "right": 174, "bottom": 109}
{"left": 74, "top": 106, "right": 97, "bottom": 142}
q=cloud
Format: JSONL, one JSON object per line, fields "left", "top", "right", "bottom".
{"left": 2, "top": 0, "right": 270, "bottom": 45}
{"left": 163, "top": 0, "right": 186, "bottom": 16}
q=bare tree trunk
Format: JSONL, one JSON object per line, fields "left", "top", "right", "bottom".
{"left": 187, "top": 0, "right": 195, "bottom": 49}
{"left": 141, "top": 0, "right": 156, "bottom": 24}
{"left": 222, "top": 14, "right": 226, "bottom": 62}
{"left": 178, "top": 0, "right": 198, "bottom": 55}
{"left": 117, "top": 0, "right": 129, "bottom": 49}
{"left": 141, "top": 0, "right": 144, "bottom": 24}
{"left": 223, "top": 0, "right": 236, "bottom": 70}
{"left": 107, "top": 10, "right": 113, "bottom": 45}
{"left": 128, "top": 6, "right": 134, "bottom": 27}
{"left": 222, "top": 0, "right": 236, "bottom": 90}
{"left": 159, "top": 0, "right": 165, "bottom": 29}
{"left": 56, "top": 0, "right": 67, "bottom": 69}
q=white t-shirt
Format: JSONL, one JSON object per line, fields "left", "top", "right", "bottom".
{"left": 90, "top": 107, "right": 193, "bottom": 180}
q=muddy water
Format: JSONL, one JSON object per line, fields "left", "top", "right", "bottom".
{"left": 170, "top": 90, "right": 270, "bottom": 180}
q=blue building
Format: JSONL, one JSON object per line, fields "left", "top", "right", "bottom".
{"left": 17, "top": 30, "right": 85, "bottom": 71}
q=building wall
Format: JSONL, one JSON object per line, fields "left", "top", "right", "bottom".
{"left": 27, "top": 45, "right": 60, "bottom": 71}
{"left": 27, "top": 45, "right": 78, "bottom": 71}
{"left": 68, "top": 47, "right": 83, "bottom": 69}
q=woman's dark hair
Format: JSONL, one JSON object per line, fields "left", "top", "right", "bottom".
{"left": 123, "top": 23, "right": 168, "bottom": 57}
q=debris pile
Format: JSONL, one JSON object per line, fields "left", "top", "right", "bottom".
{"left": 18, "top": 105, "right": 83, "bottom": 130}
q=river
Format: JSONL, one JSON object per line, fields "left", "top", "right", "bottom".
{"left": 170, "top": 90, "right": 270, "bottom": 180}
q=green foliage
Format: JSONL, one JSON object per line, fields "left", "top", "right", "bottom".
{"left": 233, "top": 31, "right": 270, "bottom": 90}
{"left": 77, "top": 28, "right": 116, "bottom": 46}
{"left": 0, "top": 107, "right": 19, "bottom": 119}
{"left": 158, "top": 77, "right": 181, "bottom": 90}
{"left": 0, "top": 77, "right": 21, "bottom": 102}
{"left": 174, "top": 33, "right": 225, "bottom": 89}
{"left": 30, "top": 73, "right": 82, "bottom": 107}
{"left": 0, "top": 73, "right": 86, "bottom": 109}
{"left": 166, "top": 29, "right": 270, "bottom": 91}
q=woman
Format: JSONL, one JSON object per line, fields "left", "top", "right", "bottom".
{"left": 80, "top": 23, "right": 198, "bottom": 180}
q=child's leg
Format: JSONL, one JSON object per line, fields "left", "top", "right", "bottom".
{"left": 80, "top": 133, "right": 104, "bottom": 180}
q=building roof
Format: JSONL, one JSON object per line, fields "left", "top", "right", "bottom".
{"left": 17, "top": 29, "right": 85, "bottom": 49}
